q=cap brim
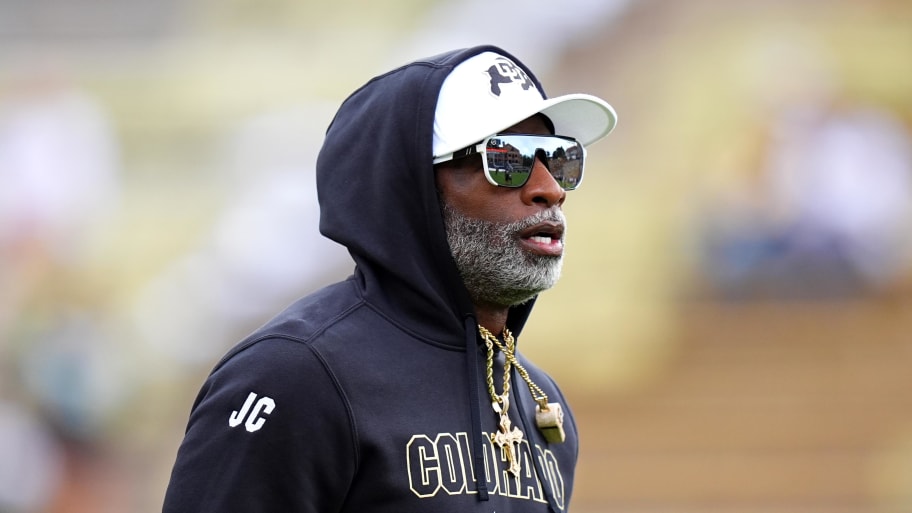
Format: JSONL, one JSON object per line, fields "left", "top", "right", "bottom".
{"left": 539, "top": 94, "right": 617, "bottom": 147}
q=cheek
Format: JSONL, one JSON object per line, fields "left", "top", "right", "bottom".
{"left": 438, "top": 174, "right": 491, "bottom": 214}
{"left": 452, "top": 194, "right": 519, "bottom": 226}
{"left": 437, "top": 167, "right": 522, "bottom": 223}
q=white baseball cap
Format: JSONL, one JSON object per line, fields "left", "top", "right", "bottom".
{"left": 432, "top": 51, "right": 617, "bottom": 161}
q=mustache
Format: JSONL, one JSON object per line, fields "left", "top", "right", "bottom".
{"left": 511, "top": 207, "right": 566, "bottom": 232}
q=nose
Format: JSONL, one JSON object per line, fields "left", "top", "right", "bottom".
{"left": 521, "top": 157, "right": 566, "bottom": 208}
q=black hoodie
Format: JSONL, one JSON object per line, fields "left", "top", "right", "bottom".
{"left": 163, "top": 45, "right": 578, "bottom": 513}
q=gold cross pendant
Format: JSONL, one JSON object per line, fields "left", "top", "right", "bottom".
{"left": 490, "top": 395, "right": 524, "bottom": 476}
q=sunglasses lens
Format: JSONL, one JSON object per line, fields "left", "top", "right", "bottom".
{"left": 483, "top": 135, "right": 584, "bottom": 190}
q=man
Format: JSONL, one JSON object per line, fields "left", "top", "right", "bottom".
{"left": 163, "top": 45, "right": 616, "bottom": 513}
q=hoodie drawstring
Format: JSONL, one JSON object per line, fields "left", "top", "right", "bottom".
{"left": 463, "top": 315, "right": 490, "bottom": 501}
{"left": 513, "top": 376, "right": 562, "bottom": 513}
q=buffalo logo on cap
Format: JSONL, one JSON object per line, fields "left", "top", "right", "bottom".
{"left": 485, "top": 57, "right": 535, "bottom": 97}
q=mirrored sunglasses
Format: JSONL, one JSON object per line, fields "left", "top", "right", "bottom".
{"left": 434, "top": 134, "right": 586, "bottom": 191}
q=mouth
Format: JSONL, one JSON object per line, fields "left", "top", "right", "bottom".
{"left": 518, "top": 221, "right": 564, "bottom": 256}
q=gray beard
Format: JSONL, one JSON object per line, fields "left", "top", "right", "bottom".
{"left": 441, "top": 202, "right": 565, "bottom": 307}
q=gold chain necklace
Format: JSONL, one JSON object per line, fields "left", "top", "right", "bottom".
{"left": 479, "top": 325, "right": 524, "bottom": 476}
{"left": 478, "top": 325, "right": 567, "bottom": 476}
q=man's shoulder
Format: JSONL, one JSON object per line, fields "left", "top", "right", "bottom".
{"left": 262, "top": 279, "right": 364, "bottom": 338}
{"left": 219, "top": 278, "right": 362, "bottom": 358}
{"left": 200, "top": 279, "right": 367, "bottom": 405}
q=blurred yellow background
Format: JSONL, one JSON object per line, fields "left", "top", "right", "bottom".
{"left": 2, "top": 1, "right": 912, "bottom": 512}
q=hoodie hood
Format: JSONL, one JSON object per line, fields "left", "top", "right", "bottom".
{"left": 315, "top": 46, "right": 582, "bottom": 511}
{"left": 316, "top": 45, "right": 542, "bottom": 346}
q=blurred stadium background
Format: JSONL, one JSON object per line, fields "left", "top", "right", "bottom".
{"left": 2, "top": 0, "right": 912, "bottom": 511}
